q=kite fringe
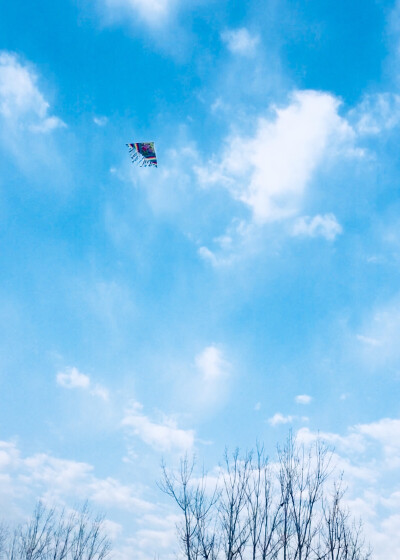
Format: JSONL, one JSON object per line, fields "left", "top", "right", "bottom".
{"left": 126, "top": 144, "right": 157, "bottom": 167}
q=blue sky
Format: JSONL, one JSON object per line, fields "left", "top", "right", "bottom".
{"left": 1, "top": 0, "right": 400, "bottom": 557}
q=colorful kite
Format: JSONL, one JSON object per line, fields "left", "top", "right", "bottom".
{"left": 126, "top": 142, "right": 158, "bottom": 167}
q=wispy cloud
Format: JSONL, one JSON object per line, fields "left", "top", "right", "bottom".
{"left": 93, "top": 115, "right": 108, "bottom": 126}
{"left": 268, "top": 413, "right": 294, "bottom": 426}
{"left": 117, "top": 513, "right": 179, "bottom": 560}
{"left": 221, "top": 28, "right": 260, "bottom": 56}
{"left": 0, "top": 52, "right": 65, "bottom": 132}
{"left": 182, "top": 345, "right": 232, "bottom": 411}
{"left": 122, "top": 402, "right": 195, "bottom": 452}
{"left": 295, "top": 394, "right": 313, "bottom": 405}
{"left": 356, "top": 418, "right": 400, "bottom": 465}
{"left": 56, "top": 367, "right": 109, "bottom": 401}
{"left": 356, "top": 334, "right": 382, "bottom": 347}
{"left": 268, "top": 413, "right": 309, "bottom": 426}
{"left": 0, "top": 51, "right": 70, "bottom": 187}
{"left": 350, "top": 93, "right": 400, "bottom": 135}
{"left": 57, "top": 367, "right": 90, "bottom": 389}
{"left": 172, "top": 346, "right": 232, "bottom": 416}
{"left": 292, "top": 213, "right": 343, "bottom": 241}
{"left": 353, "top": 297, "right": 400, "bottom": 371}
{"left": 198, "top": 220, "right": 256, "bottom": 268}
{"left": 98, "top": 0, "right": 178, "bottom": 27}
{"left": 128, "top": 514, "right": 179, "bottom": 555}
{"left": 195, "top": 345, "right": 229, "bottom": 381}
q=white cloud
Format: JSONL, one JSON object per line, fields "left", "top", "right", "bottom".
{"left": 88, "top": 477, "right": 154, "bottom": 511}
{"left": 353, "top": 298, "right": 400, "bottom": 371}
{"left": 197, "top": 218, "right": 265, "bottom": 267}
{"left": 133, "top": 525, "right": 176, "bottom": 551}
{"left": 371, "top": 513, "right": 400, "bottom": 560}
{"left": 355, "top": 418, "right": 400, "bottom": 465}
{"left": 197, "top": 220, "right": 255, "bottom": 267}
{"left": 57, "top": 367, "right": 90, "bottom": 389}
{"left": 295, "top": 419, "right": 400, "bottom": 559}
{"left": 292, "top": 213, "right": 343, "bottom": 241}
{"left": 0, "top": 51, "right": 70, "bottom": 186}
{"left": 296, "top": 427, "right": 367, "bottom": 455}
{"left": 198, "top": 246, "right": 219, "bottom": 266}
{"left": 0, "top": 52, "right": 65, "bottom": 132}
{"left": 295, "top": 394, "right": 312, "bottom": 405}
{"left": 28, "top": 456, "right": 153, "bottom": 511}
{"left": 122, "top": 402, "right": 195, "bottom": 452}
{"left": 100, "top": 519, "right": 123, "bottom": 541}
{"left": 116, "top": 514, "right": 179, "bottom": 560}
{"left": 100, "top": 0, "right": 177, "bottom": 26}
{"left": 297, "top": 419, "right": 400, "bottom": 471}
{"left": 221, "top": 28, "right": 260, "bottom": 56}
{"left": 174, "top": 346, "right": 232, "bottom": 414}
{"left": 91, "top": 384, "right": 110, "bottom": 401}
{"left": 197, "top": 90, "right": 356, "bottom": 224}
{"left": 93, "top": 115, "right": 108, "bottom": 126}
{"left": 268, "top": 413, "right": 309, "bottom": 426}
{"left": 0, "top": 441, "right": 20, "bottom": 470}
{"left": 0, "top": 441, "right": 183, "bottom": 560}
{"left": 356, "top": 418, "right": 400, "bottom": 447}
{"left": 350, "top": 93, "right": 400, "bottom": 135}
{"left": 23, "top": 453, "right": 94, "bottom": 491}
{"left": 56, "top": 367, "right": 109, "bottom": 400}
{"left": 0, "top": 441, "right": 154, "bottom": 516}
{"left": 356, "top": 334, "right": 382, "bottom": 347}
{"left": 195, "top": 345, "right": 229, "bottom": 381}
{"left": 268, "top": 413, "right": 294, "bottom": 426}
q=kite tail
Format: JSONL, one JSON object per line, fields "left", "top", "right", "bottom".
{"left": 138, "top": 157, "right": 157, "bottom": 167}
{"left": 126, "top": 145, "right": 142, "bottom": 164}
{"left": 141, "top": 159, "right": 157, "bottom": 168}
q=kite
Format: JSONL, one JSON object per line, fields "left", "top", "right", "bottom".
{"left": 126, "top": 142, "right": 158, "bottom": 167}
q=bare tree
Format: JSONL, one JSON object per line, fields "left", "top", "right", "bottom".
{"left": 161, "top": 434, "right": 372, "bottom": 560}
{"left": 160, "top": 455, "right": 220, "bottom": 560}
{"left": 319, "top": 479, "right": 349, "bottom": 560}
{"left": 68, "top": 503, "right": 111, "bottom": 560}
{"left": 219, "top": 449, "right": 252, "bottom": 560}
{"left": 160, "top": 455, "right": 198, "bottom": 560}
{"left": 0, "top": 523, "right": 8, "bottom": 560}
{"left": 192, "top": 469, "right": 220, "bottom": 560}
{"left": 319, "top": 482, "right": 371, "bottom": 560}
{"left": 2, "top": 502, "right": 111, "bottom": 560}
{"left": 277, "top": 433, "right": 333, "bottom": 560}
{"left": 246, "top": 445, "right": 281, "bottom": 560}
